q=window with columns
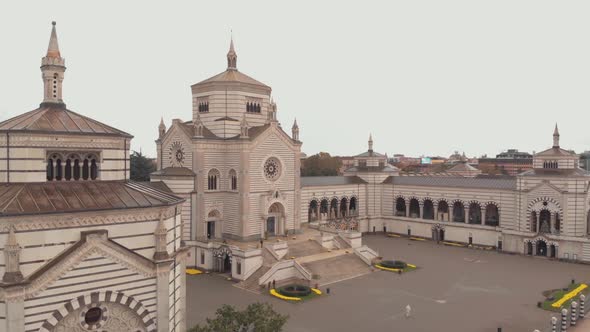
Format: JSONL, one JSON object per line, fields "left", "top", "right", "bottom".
{"left": 47, "top": 152, "right": 99, "bottom": 181}
{"left": 207, "top": 169, "right": 220, "bottom": 191}
{"left": 229, "top": 169, "right": 237, "bottom": 191}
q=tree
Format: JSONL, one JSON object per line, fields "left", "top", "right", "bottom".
{"left": 190, "top": 303, "right": 288, "bottom": 332}
{"left": 301, "top": 152, "right": 342, "bottom": 176}
{"left": 130, "top": 150, "right": 156, "bottom": 181}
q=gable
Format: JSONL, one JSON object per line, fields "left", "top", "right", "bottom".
{"left": 162, "top": 125, "right": 193, "bottom": 169}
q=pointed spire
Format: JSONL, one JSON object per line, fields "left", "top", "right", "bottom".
{"left": 291, "top": 118, "right": 299, "bottom": 141}
{"left": 368, "top": 133, "right": 374, "bottom": 152}
{"left": 41, "top": 21, "right": 66, "bottom": 105}
{"left": 158, "top": 117, "right": 166, "bottom": 139}
{"left": 46, "top": 21, "right": 61, "bottom": 58}
{"left": 227, "top": 34, "right": 237, "bottom": 70}
{"left": 553, "top": 123, "right": 560, "bottom": 148}
{"left": 194, "top": 114, "right": 204, "bottom": 137}
{"left": 3, "top": 226, "right": 23, "bottom": 283}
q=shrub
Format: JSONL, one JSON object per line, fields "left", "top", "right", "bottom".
{"left": 380, "top": 260, "right": 407, "bottom": 269}
{"left": 278, "top": 284, "right": 311, "bottom": 298}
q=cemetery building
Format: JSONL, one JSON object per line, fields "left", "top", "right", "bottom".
{"left": 0, "top": 23, "right": 188, "bottom": 332}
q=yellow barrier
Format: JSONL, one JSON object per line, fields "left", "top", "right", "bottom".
{"left": 270, "top": 289, "right": 302, "bottom": 301}
{"left": 552, "top": 284, "right": 588, "bottom": 308}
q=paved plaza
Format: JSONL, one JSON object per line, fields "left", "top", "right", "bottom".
{"left": 187, "top": 235, "right": 590, "bottom": 332}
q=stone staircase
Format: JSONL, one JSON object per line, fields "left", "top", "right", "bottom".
{"left": 333, "top": 234, "right": 350, "bottom": 249}
{"left": 302, "top": 253, "right": 372, "bottom": 286}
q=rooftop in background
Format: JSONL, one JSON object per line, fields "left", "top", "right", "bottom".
{"left": 301, "top": 176, "right": 367, "bottom": 187}
{"left": 496, "top": 149, "right": 532, "bottom": 159}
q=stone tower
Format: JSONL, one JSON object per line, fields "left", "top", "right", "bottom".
{"left": 41, "top": 22, "right": 66, "bottom": 105}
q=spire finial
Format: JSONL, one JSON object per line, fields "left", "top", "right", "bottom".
{"left": 227, "top": 33, "right": 237, "bottom": 70}
{"left": 46, "top": 21, "right": 61, "bottom": 58}
{"left": 368, "top": 133, "right": 374, "bottom": 152}
{"left": 553, "top": 123, "right": 560, "bottom": 148}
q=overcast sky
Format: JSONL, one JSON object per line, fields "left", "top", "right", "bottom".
{"left": 1, "top": 1, "right": 589, "bottom": 158}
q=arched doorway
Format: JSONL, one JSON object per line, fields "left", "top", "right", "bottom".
{"left": 395, "top": 197, "right": 406, "bottom": 216}
{"left": 340, "top": 197, "right": 348, "bottom": 217}
{"left": 409, "top": 198, "right": 420, "bottom": 218}
{"left": 213, "top": 246, "right": 232, "bottom": 273}
{"left": 437, "top": 200, "right": 449, "bottom": 221}
{"left": 308, "top": 200, "right": 318, "bottom": 222}
{"left": 452, "top": 201, "right": 465, "bottom": 222}
{"left": 320, "top": 199, "right": 329, "bottom": 220}
{"left": 267, "top": 202, "right": 285, "bottom": 237}
{"left": 526, "top": 242, "right": 533, "bottom": 255}
{"left": 207, "top": 210, "right": 221, "bottom": 239}
{"left": 536, "top": 240, "right": 547, "bottom": 257}
{"left": 349, "top": 197, "right": 357, "bottom": 216}
{"left": 423, "top": 199, "right": 434, "bottom": 220}
{"left": 330, "top": 198, "right": 338, "bottom": 219}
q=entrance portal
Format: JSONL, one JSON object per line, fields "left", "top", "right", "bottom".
{"left": 266, "top": 217, "right": 276, "bottom": 236}
{"left": 207, "top": 221, "right": 215, "bottom": 239}
{"left": 536, "top": 240, "right": 547, "bottom": 256}
{"left": 223, "top": 254, "right": 231, "bottom": 272}
{"left": 550, "top": 244, "right": 557, "bottom": 258}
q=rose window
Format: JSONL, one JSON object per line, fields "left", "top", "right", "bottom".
{"left": 264, "top": 157, "right": 281, "bottom": 181}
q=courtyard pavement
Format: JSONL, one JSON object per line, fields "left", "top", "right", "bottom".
{"left": 187, "top": 235, "right": 590, "bottom": 332}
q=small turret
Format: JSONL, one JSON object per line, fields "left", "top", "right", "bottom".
{"left": 227, "top": 37, "right": 237, "bottom": 70}
{"left": 368, "top": 134, "right": 373, "bottom": 153}
{"left": 158, "top": 117, "right": 166, "bottom": 139}
{"left": 553, "top": 123, "right": 560, "bottom": 148}
{"left": 2, "top": 226, "right": 23, "bottom": 283}
{"left": 153, "top": 212, "right": 169, "bottom": 260}
{"left": 268, "top": 98, "right": 278, "bottom": 123}
{"left": 292, "top": 118, "right": 299, "bottom": 141}
{"left": 41, "top": 21, "right": 66, "bottom": 105}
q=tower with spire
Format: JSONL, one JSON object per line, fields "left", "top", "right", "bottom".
{"left": 553, "top": 123, "right": 560, "bottom": 148}
{"left": 227, "top": 38, "right": 237, "bottom": 70}
{"left": 292, "top": 118, "right": 299, "bottom": 141}
{"left": 41, "top": 21, "right": 66, "bottom": 105}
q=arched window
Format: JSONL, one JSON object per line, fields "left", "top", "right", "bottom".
{"left": 73, "top": 159, "right": 81, "bottom": 180}
{"left": 409, "top": 199, "right": 420, "bottom": 218}
{"left": 55, "top": 158, "right": 63, "bottom": 181}
{"left": 229, "top": 169, "right": 237, "bottom": 191}
{"left": 468, "top": 202, "right": 481, "bottom": 224}
{"left": 46, "top": 159, "right": 54, "bottom": 181}
{"left": 82, "top": 159, "right": 89, "bottom": 180}
{"left": 340, "top": 197, "right": 348, "bottom": 217}
{"left": 65, "top": 159, "right": 72, "bottom": 180}
{"left": 320, "top": 199, "right": 329, "bottom": 216}
{"left": 485, "top": 204, "right": 500, "bottom": 226}
{"left": 395, "top": 197, "right": 406, "bottom": 216}
{"left": 423, "top": 199, "right": 434, "bottom": 220}
{"left": 437, "top": 200, "right": 449, "bottom": 221}
{"left": 452, "top": 201, "right": 465, "bottom": 222}
{"left": 330, "top": 198, "right": 338, "bottom": 219}
{"left": 207, "top": 169, "right": 219, "bottom": 190}
{"left": 90, "top": 158, "right": 98, "bottom": 180}
{"left": 349, "top": 197, "right": 357, "bottom": 215}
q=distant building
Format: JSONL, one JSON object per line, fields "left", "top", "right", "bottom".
{"left": 580, "top": 151, "right": 590, "bottom": 171}
{"left": 478, "top": 149, "right": 533, "bottom": 176}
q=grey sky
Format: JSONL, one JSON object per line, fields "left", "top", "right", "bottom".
{"left": 1, "top": 1, "right": 589, "bottom": 158}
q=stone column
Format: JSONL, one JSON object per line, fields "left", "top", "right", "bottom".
{"left": 464, "top": 206, "right": 469, "bottom": 223}
{"left": 316, "top": 204, "right": 320, "bottom": 222}
{"left": 433, "top": 203, "right": 439, "bottom": 221}
{"left": 481, "top": 206, "right": 486, "bottom": 225}
{"left": 532, "top": 242, "right": 536, "bottom": 256}
{"left": 154, "top": 213, "right": 170, "bottom": 261}
{"left": 5, "top": 288, "right": 25, "bottom": 332}
{"left": 550, "top": 212, "right": 556, "bottom": 234}
{"left": 419, "top": 203, "right": 424, "bottom": 219}
{"left": 156, "top": 262, "right": 171, "bottom": 332}
{"left": 405, "top": 199, "right": 409, "bottom": 217}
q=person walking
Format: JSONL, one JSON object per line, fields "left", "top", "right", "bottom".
{"left": 405, "top": 304, "right": 412, "bottom": 318}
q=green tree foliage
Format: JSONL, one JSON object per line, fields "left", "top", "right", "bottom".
{"left": 189, "top": 303, "right": 288, "bottom": 332}
{"left": 130, "top": 150, "right": 156, "bottom": 181}
{"left": 301, "top": 152, "right": 342, "bottom": 176}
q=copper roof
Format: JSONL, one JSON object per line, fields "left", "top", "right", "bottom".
{"left": 0, "top": 104, "right": 132, "bottom": 138}
{"left": 0, "top": 181, "right": 183, "bottom": 217}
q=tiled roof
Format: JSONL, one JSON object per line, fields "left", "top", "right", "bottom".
{"left": 0, "top": 181, "right": 183, "bottom": 217}
{"left": 193, "top": 69, "right": 270, "bottom": 88}
{"left": 301, "top": 176, "right": 367, "bottom": 187}
{"left": 535, "top": 147, "right": 577, "bottom": 157}
{"left": 388, "top": 175, "right": 516, "bottom": 190}
{"left": 447, "top": 163, "right": 479, "bottom": 172}
{"left": 0, "top": 104, "right": 132, "bottom": 138}
{"left": 354, "top": 150, "right": 385, "bottom": 158}
{"left": 520, "top": 168, "right": 589, "bottom": 177}
{"left": 151, "top": 167, "right": 195, "bottom": 177}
